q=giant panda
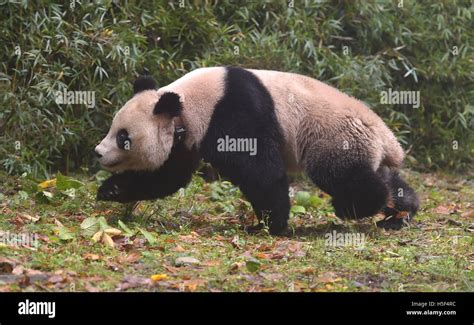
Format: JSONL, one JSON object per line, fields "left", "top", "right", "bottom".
{"left": 95, "top": 66, "right": 419, "bottom": 235}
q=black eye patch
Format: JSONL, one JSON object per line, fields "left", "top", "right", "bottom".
{"left": 116, "top": 129, "right": 131, "bottom": 150}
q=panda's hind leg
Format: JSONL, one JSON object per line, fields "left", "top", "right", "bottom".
{"left": 306, "top": 160, "right": 389, "bottom": 221}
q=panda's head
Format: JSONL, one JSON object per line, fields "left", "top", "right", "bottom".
{"left": 95, "top": 76, "right": 183, "bottom": 173}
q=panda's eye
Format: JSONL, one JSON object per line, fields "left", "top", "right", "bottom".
{"left": 116, "top": 129, "right": 131, "bottom": 150}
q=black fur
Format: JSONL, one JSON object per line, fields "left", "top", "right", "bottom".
{"left": 154, "top": 92, "right": 182, "bottom": 117}
{"left": 376, "top": 166, "right": 419, "bottom": 229}
{"left": 308, "top": 160, "right": 388, "bottom": 220}
{"left": 133, "top": 75, "right": 156, "bottom": 94}
{"left": 97, "top": 143, "right": 199, "bottom": 203}
{"left": 199, "top": 66, "right": 290, "bottom": 235}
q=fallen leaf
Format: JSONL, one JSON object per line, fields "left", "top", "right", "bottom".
{"left": 230, "top": 262, "right": 244, "bottom": 272}
{"left": 173, "top": 279, "right": 207, "bottom": 292}
{"left": 261, "top": 273, "right": 284, "bottom": 281}
{"left": 255, "top": 252, "right": 270, "bottom": 260}
{"left": 175, "top": 256, "right": 201, "bottom": 267}
{"left": 433, "top": 205, "right": 451, "bottom": 215}
{"left": 92, "top": 230, "right": 104, "bottom": 243}
{"left": 116, "top": 275, "right": 151, "bottom": 291}
{"left": 0, "top": 257, "right": 15, "bottom": 274}
{"left": 12, "top": 265, "right": 24, "bottom": 275}
{"left": 257, "top": 243, "right": 274, "bottom": 252}
{"left": 173, "top": 245, "right": 185, "bottom": 252}
{"left": 150, "top": 274, "right": 168, "bottom": 282}
{"left": 102, "top": 233, "right": 114, "bottom": 248}
{"left": 53, "top": 219, "right": 75, "bottom": 241}
{"left": 461, "top": 210, "right": 474, "bottom": 220}
{"left": 163, "top": 265, "right": 179, "bottom": 274}
{"left": 202, "top": 260, "right": 220, "bottom": 266}
{"left": 9, "top": 216, "right": 25, "bottom": 226}
{"left": 47, "top": 274, "right": 65, "bottom": 284}
{"left": 83, "top": 253, "right": 100, "bottom": 261}
{"left": 80, "top": 217, "right": 100, "bottom": 237}
{"left": 315, "top": 272, "right": 342, "bottom": 284}
{"left": 117, "top": 252, "right": 141, "bottom": 264}
{"left": 272, "top": 240, "right": 307, "bottom": 259}
{"left": 20, "top": 214, "right": 40, "bottom": 223}
{"left": 104, "top": 228, "right": 122, "bottom": 236}
{"left": 183, "top": 279, "right": 206, "bottom": 292}
{"left": 300, "top": 267, "right": 316, "bottom": 275}
{"left": 38, "top": 178, "right": 57, "bottom": 189}
{"left": 178, "top": 233, "right": 201, "bottom": 244}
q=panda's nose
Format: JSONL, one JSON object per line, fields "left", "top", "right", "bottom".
{"left": 94, "top": 148, "right": 103, "bottom": 159}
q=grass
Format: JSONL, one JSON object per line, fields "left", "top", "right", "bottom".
{"left": 0, "top": 169, "right": 472, "bottom": 292}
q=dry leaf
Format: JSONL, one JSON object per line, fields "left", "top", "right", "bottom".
{"left": 179, "top": 279, "right": 207, "bottom": 292}
{"left": 104, "top": 228, "right": 122, "bottom": 236}
{"left": 83, "top": 253, "right": 100, "bottom": 261}
{"left": 315, "top": 272, "right": 342, "bottom": 284}
{"left": 38, "top": 178, "right": 57, "bottom": 189}
{"left": 175, "top": 256, "right": 201, "bottom": 267}
{"left": 150, "top": 274, "right": 168, "bottom": 282}
{"left": 47, "top": 274, "right": 64, "bottom": 284}
{"left": 173, "top": 245, "right": 185, "bottom": 252}
{"left": 20, "top": 214, "right": 40, "bottom": 223}
{"left": 117, "top": 252, "right": 141, "bottom": 264}
{"left": 102, "top": 233, "right": 114, "bottom": 248}
{"left": 116, "top": 275, "right": 151, "bottom": 291}
{"left": 461, "top": 210, "right": 474, "bottom": 219}
{"left": 164, "top": 265, "right": 179, "bottom": 274}
{"left": 92, "top": 231, "right": 103, "bottom": 243}
{"left": 0, "top": 257, "right": 15, "bottom": 274}
{"left": 433, "top": 205, "right": 451, "bottom": 215}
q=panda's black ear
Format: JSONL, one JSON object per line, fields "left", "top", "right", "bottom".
{"left": 133, "top": 75, "right": 157, "bottom": 94}
{"left": 153, "top": 92, "right": 182, "bottom": 117}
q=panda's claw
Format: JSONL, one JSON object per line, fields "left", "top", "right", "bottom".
{"left": 97, "top": 182, "right": 120, "bottom": 201}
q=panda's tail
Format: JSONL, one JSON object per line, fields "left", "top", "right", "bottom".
{"left": 381, "top": 129, "right": 405, "bottom": 168}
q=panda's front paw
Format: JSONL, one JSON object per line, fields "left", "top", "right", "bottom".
{"left": 376, "top": 212, "right": 411, "bottom": 230}
{"left": 97, "top": 182, "right": 122, "bottom": 202}
{"left": 96, "top": 172, "right": 133, "bottom": 202}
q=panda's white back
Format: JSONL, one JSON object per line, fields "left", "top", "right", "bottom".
{"left": 248, "top": 69, "right": 404, "bottom": 171}
{"left": 160, "top": 67, "right": 403, "bottom": 172}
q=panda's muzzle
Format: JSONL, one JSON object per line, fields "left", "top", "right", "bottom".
{"left": 101, "top": 160, "right": 121, "bottom": 168}
{"left": 94, "top": 144, "right": 123, "bottom": 170}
